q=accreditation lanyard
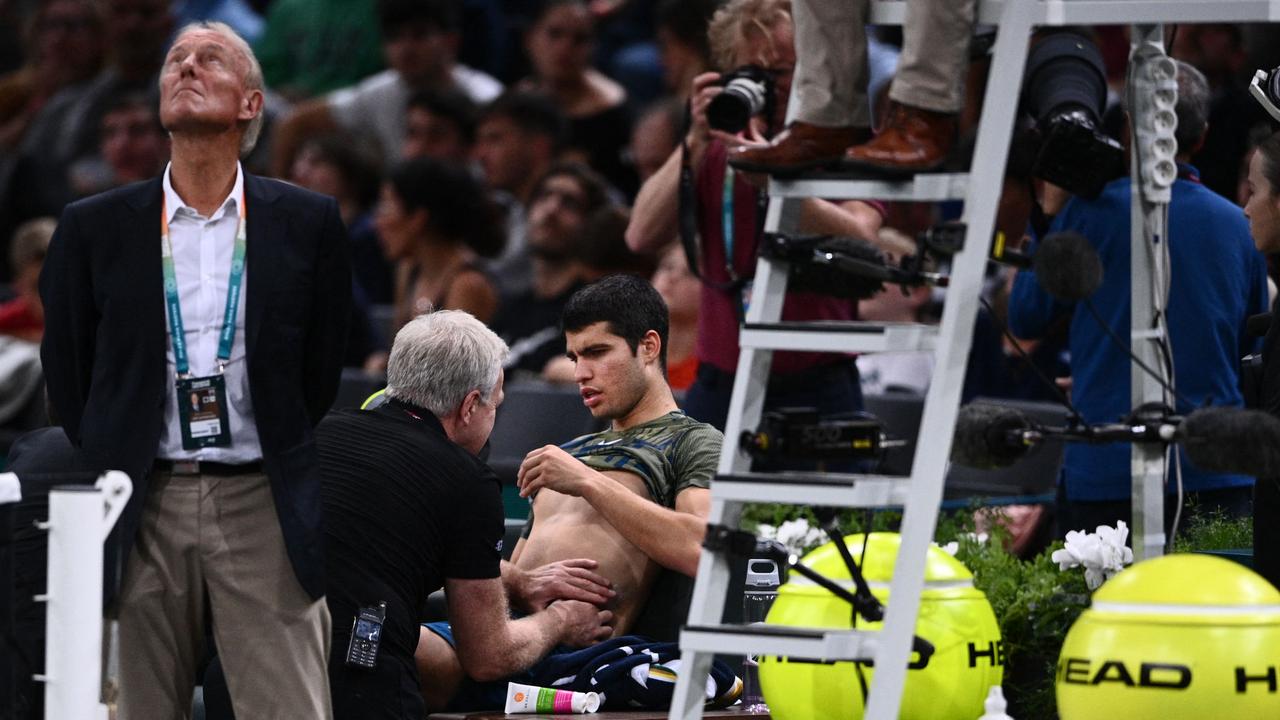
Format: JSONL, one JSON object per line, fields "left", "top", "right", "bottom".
{"left": 161, "top": 191, "right": 247, "bottom": 377}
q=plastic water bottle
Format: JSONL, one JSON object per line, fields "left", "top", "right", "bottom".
{"left": 977, "top": 686, "right": 1015, "bottom": 720}
{"left": 741, "top": 555, "right": 780, "bottom": 712}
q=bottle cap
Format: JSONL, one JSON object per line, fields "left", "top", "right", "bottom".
{"left": 745, "top": 558, "right": 780, "bottom": 588}
{"left": 978, "top": 685, "right": 1014, "bottom": 720}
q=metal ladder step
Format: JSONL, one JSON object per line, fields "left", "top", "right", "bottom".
{"left": 680, "top": 624, "right": 878, "bottom": 661}
{"left": 768, "top": 172, "right": 969, "bottom": 202}
{"left": 713, "top": 472, "right": 912, "bottom": 507}
{"left": 869, "top": 0, "right": 1280, "bottom": 29}
{"left": 740, "top": 321, "right": 939, "bottom": 354}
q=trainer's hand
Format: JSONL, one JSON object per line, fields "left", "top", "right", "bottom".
{"left": 517, "top": 445, "right": 596, "bottom": 498}
{"left": 517, "top": 558, "right": 615, "bottom": 611}
{"left": 552, "top": 600, "right": 615, "bottom": 648}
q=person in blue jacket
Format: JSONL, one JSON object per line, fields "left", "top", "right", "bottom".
{"left": 1009, "top": 60, "right": 1270, "bottom": 538}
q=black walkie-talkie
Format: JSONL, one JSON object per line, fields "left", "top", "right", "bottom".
{"left": 345, "top": 602, "right": 387, "bottom": 669}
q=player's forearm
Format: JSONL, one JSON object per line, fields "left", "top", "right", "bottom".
{"left": 582, "top": 477, "right": 705, "bottom": 577}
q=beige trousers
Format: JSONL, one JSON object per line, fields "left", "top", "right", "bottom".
{"left": 116, "top": 470, "right": 332, "bottom": 720}
{"left": 792, "top": 0, "right": 977, "bottom": 126}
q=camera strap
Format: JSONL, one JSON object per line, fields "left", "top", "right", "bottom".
{"left": 678, "top": 103, "right": 750, "bottom": 322}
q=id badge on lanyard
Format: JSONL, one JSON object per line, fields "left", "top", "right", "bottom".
{"left": 722, "top": 166, "right": 754, "bottom": 316}
{"left": 162, "top": 193, "right": 246, "bottom": 449}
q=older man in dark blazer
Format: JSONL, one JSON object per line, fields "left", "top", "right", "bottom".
{"left": 39, "top": 21, "right": 348, "bottom": 719}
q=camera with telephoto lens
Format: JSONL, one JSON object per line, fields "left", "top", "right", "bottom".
{"left": 1021, "top": 32, "right": 1125, "bottom": 199}
{"left": 707, "top": 65, "right": 774, "bottom": 134}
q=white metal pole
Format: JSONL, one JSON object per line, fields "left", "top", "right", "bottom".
{"left": 37, "top": 471, "right": 131, "bottom": 720}
{"left": 1128, "top": 25, "right": 1173, "bottom": 560}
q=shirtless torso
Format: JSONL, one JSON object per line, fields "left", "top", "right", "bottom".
{"left": 514, "top": 470, "right": 661, "bottom": 634}
{"left": 511, "top": 411, "right": 722, "bottom": 634}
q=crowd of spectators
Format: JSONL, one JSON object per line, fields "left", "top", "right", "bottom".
{"left": 3, "top": 1, "right": 1280, "bottom": 717}
{"left": 2, "top": 0, "right": 1280, "bottom": 502}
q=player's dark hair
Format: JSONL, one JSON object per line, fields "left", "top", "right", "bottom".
{"left": 562, "top": 274, "right": 670, "bottom": 371}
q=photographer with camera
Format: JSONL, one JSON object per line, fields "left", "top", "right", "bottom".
{"left": 626, "top": 0, "right": 904, "bottom": 434}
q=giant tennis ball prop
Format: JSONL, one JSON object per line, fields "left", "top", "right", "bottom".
{"left": 1057, "top": 554, "right": 1280, "bottom": 719}
{"left": 758, "top": 533, "right": 1003, "bottom": 720}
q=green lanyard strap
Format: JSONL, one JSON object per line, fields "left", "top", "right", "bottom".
{"left": 161, "top": 190, "right": 247, "bottom": 377}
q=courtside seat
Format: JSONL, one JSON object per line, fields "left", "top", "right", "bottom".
{"left": 487, "top": 381, "right": 601, "bottom": 486}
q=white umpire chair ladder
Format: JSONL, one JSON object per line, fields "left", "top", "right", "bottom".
{"left": 667, "top": 2, "right": 1280, "bottom": 719}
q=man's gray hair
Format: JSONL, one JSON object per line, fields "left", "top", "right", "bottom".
{"left": 385, "top": 310, "right": 510, "bottom": 418}
{"left": 169, "top": 21, "right": 265, "bottom": 157}
{"left": 1172, "top": 59, "right": 1209, "bottom": 152}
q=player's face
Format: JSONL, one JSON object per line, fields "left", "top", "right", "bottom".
{"left": 565, "top": 322, "right": 649, "bottom": 421}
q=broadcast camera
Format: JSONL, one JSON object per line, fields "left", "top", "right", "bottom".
{"left": 707, "top": 65, "right": 775, "bottom": 134}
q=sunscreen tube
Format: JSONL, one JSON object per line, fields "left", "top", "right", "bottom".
{"left": 504, "top": 682, "right": 601, "bottom": 714}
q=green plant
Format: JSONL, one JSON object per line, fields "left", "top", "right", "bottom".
{"left": 1172, "top": 506, "right": 1253, "bottom": 553}
{"left": 953, "top": 534, "right": 1087, "bottom": 720}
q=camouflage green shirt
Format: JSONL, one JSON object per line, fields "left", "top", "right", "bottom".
{"left": 556, "top": 411, "right": 723, "bottom": 508}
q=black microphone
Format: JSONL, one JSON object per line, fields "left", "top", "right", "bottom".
{"left": 1033, "top": 231, "right": 1104, "bottom": 302}
{"left": 1247, "top": 312, "right": 1273, "bottom": 338}
{"left": 951, "top": 403, "right": 1038, "bottom": 469}
{"left": 1178, "top": 406, "right": 1280, "bottom": 478}
{"left": 765, "top": 235, "right": 947, "bottom": 300}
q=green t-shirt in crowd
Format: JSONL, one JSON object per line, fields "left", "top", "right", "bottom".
{"left": 254, "top": 0, "right": 385, "bottom": 97}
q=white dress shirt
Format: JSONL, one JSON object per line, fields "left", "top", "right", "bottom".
{"left": 157, "top": 163, "right": 262, "bottom": 462}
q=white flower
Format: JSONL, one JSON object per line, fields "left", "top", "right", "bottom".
{"left": 757, "top": 519, "right": 827, "bottom": 557}
{"left": 1051, "top": 521, "right": 1134, "bottom": 590}
{"left": 936, "top": 532, "right": 986, "bottom": 557}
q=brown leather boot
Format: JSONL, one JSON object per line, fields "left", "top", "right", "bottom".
{"left": 728, "top": 122, "right": 871, "bottom": 176}
{"left": 843, "top": 102, "right": 957, "bottom": 176}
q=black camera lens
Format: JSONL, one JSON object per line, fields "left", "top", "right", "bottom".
{"left": 707, "top": 76, "right": 769, "bottom": 134}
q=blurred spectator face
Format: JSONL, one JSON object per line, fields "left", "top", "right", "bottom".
{"left": 527, "top": 173, "right": 589, "bottom": 255}
{"left": 101, "top": 103, "right": 168, "bottom": 184}
{"left": 1244, "top": 151, "right": 1280, "bottom": 254}
{"left": 730, "top": 19, "right": 794, "bottom": 131}
{"left": 106, "top": 0, "right": 172, "bottom": 73}
{"left": 384, "top": 21, "right": 456, "bottom": 89}
{"left": 651, "top": 244, "right": 699, "bottom": 324}
{"left": 374, "top": 183, "right": 427, "bottom": 260}
{"left": 629, "top": 108, "right": 677, "bottom": 182}
{"left": 526, "top": 2, "right": 594, "bottom": 85}
{"left": 859, "top": 268, "right": 931, "bottom": 322}
{"left": 404, "top": 106, "right": 469, "bottom": 162}
{"left": 33, "top": 0, "right": 105, "bottom": 87}
{"left": 290, "top": 143, "right": 345, "bottom": 199}
{"left": 9, "top": 216, "right": 55, "bottom": 304}
{"left": 473, "top": 115, "right": 531, "bottom": 194}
